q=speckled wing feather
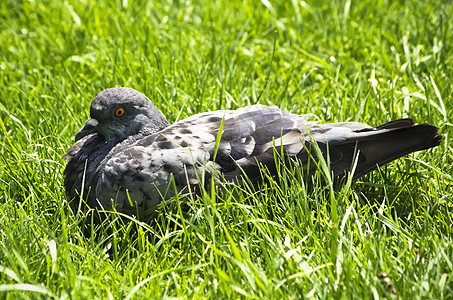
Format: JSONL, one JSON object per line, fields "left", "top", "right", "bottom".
{"left": 92, "top": 105, "right": 315, "bottom": 214}
{"left": 92, "top": 106, "right": 440, "bottom": 215}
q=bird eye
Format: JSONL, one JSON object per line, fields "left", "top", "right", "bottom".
{"left": 115, "top": 107, "right": 125, "bottom": 117}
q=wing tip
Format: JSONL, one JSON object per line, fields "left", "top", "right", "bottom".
{"left": 376, "top": 118, "right": 414, "bottom": 129}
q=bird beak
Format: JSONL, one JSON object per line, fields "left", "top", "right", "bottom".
{"left": 75, "top": 118, "right": 99, "bottom": 142}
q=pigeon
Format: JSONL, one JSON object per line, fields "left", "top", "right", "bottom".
{"left": 64, "top": 87, "right": 441, "bottom": 216}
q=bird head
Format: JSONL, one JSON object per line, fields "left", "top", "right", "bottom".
{"left": 75, "top": 88, "right": 169, "bottom": 143}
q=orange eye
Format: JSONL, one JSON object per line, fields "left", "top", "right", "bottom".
{"left": 115, "top": 107, "right": 125, "bottom": 117}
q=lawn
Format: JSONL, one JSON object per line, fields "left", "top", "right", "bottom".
{"left": 0, "top": 0, "right": 452, "bottom": 298}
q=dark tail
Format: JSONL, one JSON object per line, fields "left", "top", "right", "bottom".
{"left": 348, "top": 119, "right": 441, "bottom": 179}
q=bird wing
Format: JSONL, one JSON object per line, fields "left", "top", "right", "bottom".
{"left": 94, "top": 105, "right": 317, "bottom": 213}
{"left": 93, "top": 105, "right": 440, "bottom": 215}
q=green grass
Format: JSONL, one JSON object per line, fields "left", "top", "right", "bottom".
{"left": 1, "top": 0, "right": 452, "bottom": 298}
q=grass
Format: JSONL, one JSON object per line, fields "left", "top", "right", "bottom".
{"left": 1, "top": 0, "right": 452, "bottom": 298}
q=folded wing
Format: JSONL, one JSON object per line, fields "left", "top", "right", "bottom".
{"left": 94, "top": 105, "right": 440, "bottom": 214}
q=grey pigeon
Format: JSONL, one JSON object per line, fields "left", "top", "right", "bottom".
{"left": 64, "top": 88, "right": 441, "bottom": 216}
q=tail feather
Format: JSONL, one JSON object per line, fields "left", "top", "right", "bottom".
{"left": 348, "top": 121, "right": 441, "bottom": 179}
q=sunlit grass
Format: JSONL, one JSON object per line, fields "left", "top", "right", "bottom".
{"left": 0, "top": 0, "right": 452, "bottom": 298}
